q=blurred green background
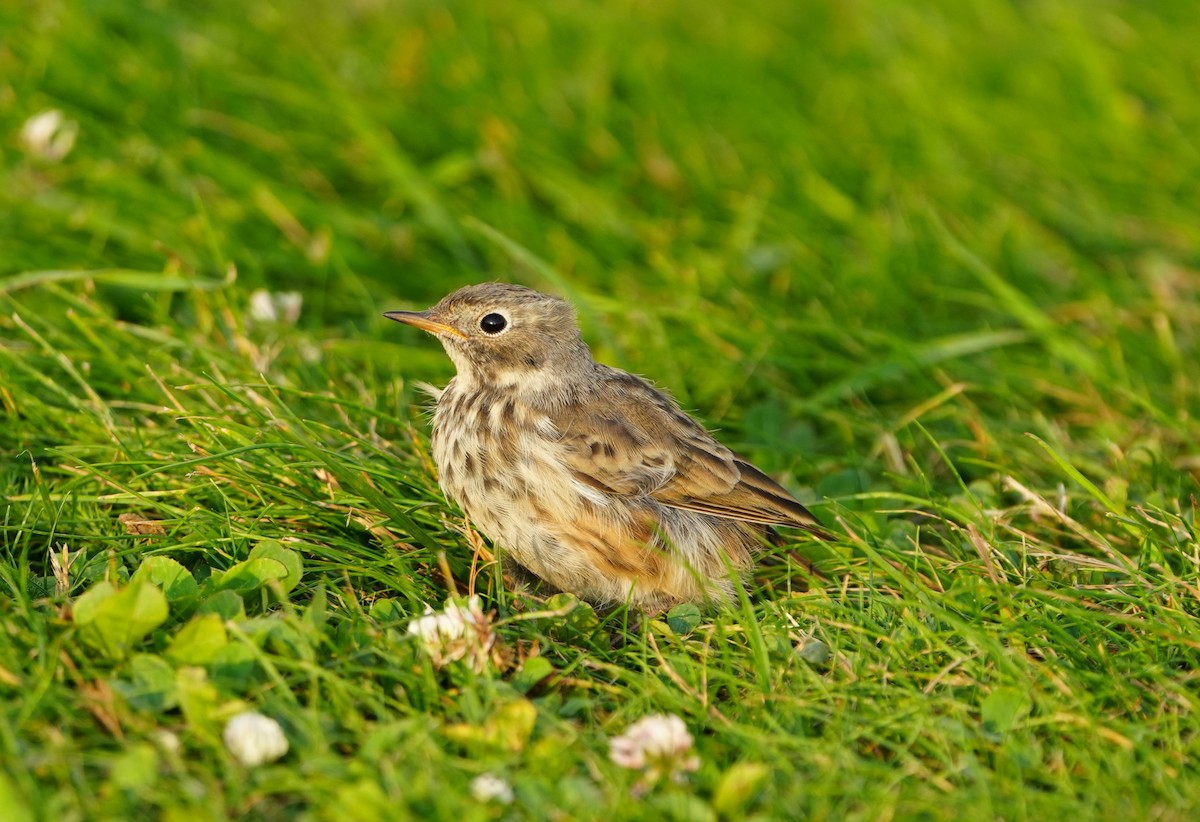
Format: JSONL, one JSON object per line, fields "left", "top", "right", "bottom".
{"left": 6, "top": 0, "right": 1197, "bottom": 471}
{"left": 5, "top": 2, "right": 1194, "bottom": 319}
{"left": 3, "top": 0, "right": 1200, "bottom": 818}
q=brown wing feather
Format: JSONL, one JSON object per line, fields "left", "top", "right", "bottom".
{"left": 664, "top": 458, "right": 824, "bottom": 530}
{"left": 550, "top": 368, "right": 825, "bottom": 534}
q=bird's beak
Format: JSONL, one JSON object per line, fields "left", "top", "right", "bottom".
{"left": 383, "top": 310, "right": 466, "bottom": 338}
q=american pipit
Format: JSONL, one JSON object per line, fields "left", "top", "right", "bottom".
{"left": 386, "top": 283, "right": 825, "bottom": 612}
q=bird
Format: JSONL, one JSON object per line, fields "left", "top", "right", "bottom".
{"left": 385, "top": 283, "right": 826, "bottom": 613}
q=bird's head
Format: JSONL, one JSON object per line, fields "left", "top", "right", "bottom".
{"left": 385, "top": 282, "right": 592, "bottom": 390}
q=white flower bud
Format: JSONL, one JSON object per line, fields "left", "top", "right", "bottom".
{"left": 407, "top": 596, "right": 494, "bottom": 671}
{"left": 610, "top": 714, "right": 700, "bottom": 785}
{"left": 470, "top": 773, "right": 514, "bottom": 804}
{"left": 223, "top": 711, "right": 289, "bottom": 767}
{"left": 20, "top": 109, "right": 78, "bottom": 162}
{"left": 248, "top": 289, "right": 303, "bottom": 324}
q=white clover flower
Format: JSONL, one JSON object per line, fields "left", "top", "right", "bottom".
{"left": 470, "top": 773, "right": 514, "bottom": 804}
{"left": 610, "top": 714, "right": 700, "bottom": 786}
{"left": 274, "top": 292, "right": 303, "bottom": 324}
{"left": 223, "top": 711, "right": 289, "bottom": 767}
{"left": 152, "top": 729, "right": 182, "bottom": 756}
{"left": 20, "top": 109, "right": 79, "bottom": 162}
{"left": 407, "top": 596, "right": 494, "bottom": 672}
{"left": 248, "top": 289, "right": 303, "bottom": 324}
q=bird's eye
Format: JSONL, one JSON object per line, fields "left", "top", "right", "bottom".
{"left": 479, "top": 312, "right": 508, "bottom": 334}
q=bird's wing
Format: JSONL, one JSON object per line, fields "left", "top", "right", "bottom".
{"left": 549, "top": 369, "right": 824, "bottom": 532}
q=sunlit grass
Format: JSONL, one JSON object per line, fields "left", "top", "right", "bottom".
{"left": 2, "top": 0, "right": 1199, "bottom": 818}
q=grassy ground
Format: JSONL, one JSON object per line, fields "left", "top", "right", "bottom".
{"left": 3, "top": 0, "right": 1199, "bottom": 818}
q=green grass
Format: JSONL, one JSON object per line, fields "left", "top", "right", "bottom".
{"left": 3, "top": 0, "right": 1200, "bottom": 818}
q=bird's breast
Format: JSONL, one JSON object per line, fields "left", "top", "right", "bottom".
{"left": 430, "top": 384, "right": 588, "bottom": 539}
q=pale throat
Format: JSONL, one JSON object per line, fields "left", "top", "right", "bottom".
{"left": 447, "top": 365, "right": 574, "bottom": 412}
{"left": 441, "top": 339, "right": 582, "bottom": 393}
{"left": 441, "top": 342, "right": 476, "bottom": 383}
{"left": 489, "top": 365, "right": 564, "bottom": 394}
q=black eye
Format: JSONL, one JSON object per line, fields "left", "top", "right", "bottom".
{"left": 479, "top": 313, "right": 508, "bottom": 334}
